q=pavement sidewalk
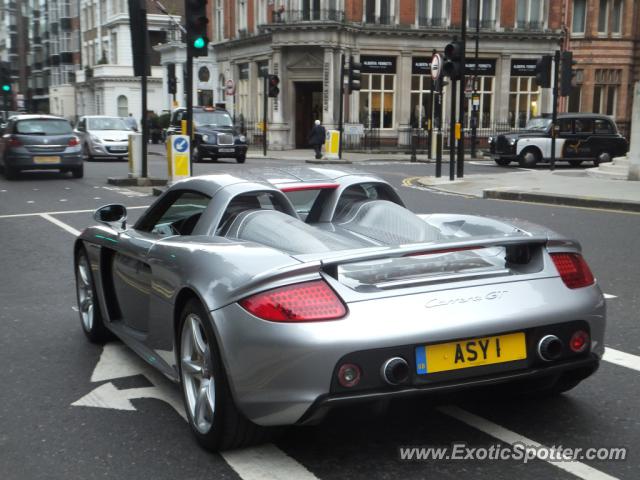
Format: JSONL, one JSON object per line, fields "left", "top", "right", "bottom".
{"left": 246, "top": 148, "right": 434, "bottom": 163}
{"left": 417, "top": 169, "right": 640, "bottom": 212}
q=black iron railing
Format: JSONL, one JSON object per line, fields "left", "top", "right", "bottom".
{"left": 418, "top": 17, "right": 448, "bottom": 28}
{"left": 516, "top": 20, "right": 545, "bottom": 31}
{"left": 271, "top": 9, "right": 344, "bottom": 24}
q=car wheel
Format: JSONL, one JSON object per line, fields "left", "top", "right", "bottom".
{"left": 594, "top": 151, "right": 612, "bottom": 167}
{"left": 72, "top": 164, "right": 84, "bottom": 178}
{"left": 179, "top": 299, "right": 273, "bottom": 451}
{"left": 518, "top": 148, "right": 540, "bottom": 168}
{"left": 236, "top": 155, "right": 246, "bottom": 164}
{"left": 83, "top": 143, "right": 93, "bottom": 161}
{"left": 75, "top": 248, "right": 112, "bottom": 343}
{"left": 569, "top": 160, "right": 583, "bottom": 168}
{"left": 494, "top": 158, "right": 511, "bottom": 167}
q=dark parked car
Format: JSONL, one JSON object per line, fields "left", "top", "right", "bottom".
{"left": 0, "top": 114, "right": 83, "bottom": 179}
{"left": 166, "top": 107, "right": 248, "bottom": 163}
{"left": 487, "top": 113, "right": 629, "bottom": 168}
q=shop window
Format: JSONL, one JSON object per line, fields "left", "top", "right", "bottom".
{"left": 572, "top": 0, "right": 586, "bottom": 34}
{"left": 410, "top": 75, "right": 433, "bottom": 129}
{"left": 465, "top": 76, "right": 494, "bottom": 128}
{"left": 508, "top": 76, "right": 540, "bottom": 128}
{"left": 359, "top": 73, "right": 395, "bottom": 129}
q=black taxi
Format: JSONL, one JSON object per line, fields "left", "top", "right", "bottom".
{"left": 487, "top": 113, "right": 628, "bottom": 168}
{"left": 166, "top": 106, "right": 248, "bottom": 163}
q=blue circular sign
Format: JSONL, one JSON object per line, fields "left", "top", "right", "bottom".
{"left": 173, "top": 137, "right": 189, "bottom": 153}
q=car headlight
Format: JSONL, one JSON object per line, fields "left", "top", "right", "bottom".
{"left": 509, "top": 138, "right": 517, "bottom": 146}
{"left": 202, "top": 134, "right": 209, "bottom": 143}
{"left": 90, "top": 134, "right": 102, "bottom": 143}
{"left": 488, "top": 136, "right": 494, "bottom": 144}
{"left": 239, "top": 135, "right": 246, "bottom": 143}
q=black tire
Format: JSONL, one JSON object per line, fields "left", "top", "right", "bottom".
{"left": 178, "top": 299, "right": 275, "bottom": 451}
{"left": 72, "top": 164, "right": 84, "bottom": 178}
{"left": 494, "top": 158, "right": 511, "bottom": 167}
{"left": 594, "top": 151, "right": 612, "bottom": 167}
{"left": 83, "top": 143, "right": 94, "bottom": 162}
{"left": 75, "top": 247, "right": 112, "bottom": 343}
{"left": 518, "top": 148, "right": 541, "bottom": 168}
{"left": 236, "top": 155, "right": 246, "bottom": 164}
{"left": 569, "top": 160, "right": 583, "bottom": 168}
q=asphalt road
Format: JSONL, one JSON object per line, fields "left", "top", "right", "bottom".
{"left": 1, "top": 154, "right": 638, "bottom": 480}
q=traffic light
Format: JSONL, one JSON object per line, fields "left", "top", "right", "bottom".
{"left": 0, "top": 62, "right": 10, "bottom": 93}
{"left": 535, "top": 55, "right": 552, "bottom": 88}
{"left": 560, "top": 51, "right": 577, "bottom": 97}
{"left": 267, "top": 74, "right": 280, "bottom": 98}
{"left": 347, "top": 56, "right": 361, "bottom": 93}
{"left": 185, "top": 0, "right": 209, "bottom": 57}
{"left": 442, "top": 41, "right": 463, "bottom": 79}
{"left": 167, "top": 63, "right": 177, "bottom": 94}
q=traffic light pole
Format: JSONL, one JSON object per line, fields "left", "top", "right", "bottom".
{"left": 550, "top": 50, "right": 560, "bottom": 171}
{"left": 338, "top": 54, "right": 345, "bottom": 160}
{"left": 139, "top": 0, "right": 148, "bottom": 178}
{"left": 471, "top": 0, "right": 480, "bottom": 159}
{"left": 186, "top": 50, "right": 193, "bottom": 173}
{"left": 435, "top": 78, "right": 443, "bottom": 178}
{"left": 456, "top": 0, "right": 466, "bottom": 179}
{"left": 449, "top": 79, "right": 457, "bottom": 181}
{"left": 263, "top": 74, "right": 268, "bottom": 157}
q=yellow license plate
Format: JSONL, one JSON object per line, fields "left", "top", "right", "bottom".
{"left": 415, "top": 332, "right": 526, "bottom": 374}
{"left": 33, "top": 156, "right": 61, "bottom": 164}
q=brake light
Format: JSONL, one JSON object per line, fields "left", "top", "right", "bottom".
{"left": 550, "top": 253, "right": 595, "bottom": 289}
{"left": 7, "top": 136, "right": 22, "bottom": 148}
{"left": 239, "top": 280, "right": 347, "bottom": 322}
{"left": 68, "top": 136, "right": 80, "bottom": 146}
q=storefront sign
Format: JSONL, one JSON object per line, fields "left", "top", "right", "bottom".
{"left": 361, "top": 56, "right": 397, "bottom": 74}
{"left": 412, "top": 57, "right": 431, "bottom": 75}
{"left": 238, "top": 63, "right": 249, "bottom": 80}
{"left": 465, "top": 59, "right": 496, "bottom": 76}
{"left": 511, "top": 59, "right": 538, "bottom": 77}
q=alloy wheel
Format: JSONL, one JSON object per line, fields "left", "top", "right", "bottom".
{"left": 76, "top": 255, "right": 95, "bottom": 332}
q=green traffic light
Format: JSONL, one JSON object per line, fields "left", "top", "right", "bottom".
{"left": 193, "top": 37, "right": 206, "bottom": 49}
{"left": 1, "top": 85, "right": 10, "bottom": 92}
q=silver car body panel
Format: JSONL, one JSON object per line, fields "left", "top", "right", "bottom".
{"left": 76, "top": 167, "right": 605, "bottom": 426}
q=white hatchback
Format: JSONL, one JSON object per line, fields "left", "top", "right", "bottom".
{"left": 75, "top": 116, "right": 133, "bottom": 160}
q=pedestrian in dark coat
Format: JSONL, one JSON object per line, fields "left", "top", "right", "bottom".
{"left": 308, "top": 120, "right": 326, "bottom": 159}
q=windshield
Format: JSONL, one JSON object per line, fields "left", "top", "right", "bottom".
{"left": 16, "top": 119, "right": 72, "bottom": 135}
{"left": 88, "top": 117, "right": 130, "bottom": 131}
{"left": 525, "top": 117, "right": 552, "bottom": 131}
{"left": 193, "top": 111, "right": 233, "bottom": 127}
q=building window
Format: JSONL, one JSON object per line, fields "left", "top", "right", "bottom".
{"left": 117, "top": 95, "right": 128, "bottom": 117}
{"left": 215, "top": 0, "right": 224, "bottom": 41}
{"left": 237, "top": 0, "right": 248, "bottom": 35}
{"left": 611, "top": 0, "right": 622, "bottom": 34}
{"left": 110, "top": 32, "right": 118, "bottom": 64}
{"left": 410, "top": 74, "right": 433, "bottom": 128}
{"left": 468, "top": 0, "right": 497, "bottom": 29}
{"left": 359, "top": 74, "right": 395, "bottom": 129}
{"left": 509, "top": 77, "right": 540, "bottom": 128}
{"left": 465, "top": 76, "right": 493, "bottom": 128}
{"left": 598, "top": 0, "right": 609, "bottom": 34}
{"left": 365, "top": 0, "right": 395, "bottom": 25}
{"left": 593, "top": 69, "right": 620, "bottom": 116}
{"left": 516, "top": 0, "right": 544, "bottom": 30}
{"left": 568, "top": 86, "right": 581, "bottom": 112}
{"left": 218, "top": 74, "right": 225, "bottom": 105}
{"left": 417, "top": 0, "right": 447, "bottom": 27}
{"left": 572, "top": 0, "right": 586, "bottom": 34}
{"left": 256, "top": 0, "right": 267, "bottom": 26}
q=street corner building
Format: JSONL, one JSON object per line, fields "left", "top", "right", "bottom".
{"left": 211, "top": 0, "right": 569, "bottom": 150}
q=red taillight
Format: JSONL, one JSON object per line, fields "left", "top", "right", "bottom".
{"left": 570, "top": 330, "right": 590, "bottom": 353}
{"left": 550, "top": 253, "right": 595, "bottom": 289}
{"left": 68, "top": 136, "right": 80, "bottom": 146}
{"left": 7, "top": 136, "right": 22, "bottom": 148}
{"left": 239, "top": 280, "right": 347, "bottom": 322}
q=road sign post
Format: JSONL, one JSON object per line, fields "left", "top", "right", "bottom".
{"left": 167, "top": 135, "right": 191, "bottom": 183}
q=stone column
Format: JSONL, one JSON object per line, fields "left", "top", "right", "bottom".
{"left": 269, "top": 46, "right": 290, "bottom": 149}
{"left": 397, "top": 50, "right": 412, "bottom": 139}
{"left": 497, "top": 54, "right": 512, "bottom": 119}
{"left": 628, "top": 82, "right": 640, "bottom": 181}
{"left": 323, "top": 47, "right": 336, "bottom": 129}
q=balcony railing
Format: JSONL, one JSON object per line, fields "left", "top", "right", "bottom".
{"left": 418, "top": 17, "right": 448, "bottom": 28}
{"left": 271, "top": 9, "right": 344, "bottom": 24}
{"left": 364, "top": 13, "right": 395, "bottom": 25}
{"left": 468, "top": 18, "right": 497, "bottom": 29}
{"left": 516, "top": 20, "right": 545, "bottom": 31}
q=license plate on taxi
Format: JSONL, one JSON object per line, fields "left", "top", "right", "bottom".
{"left": 33, "top": 156, "right": 61, "bottom": 164}
{"left": 218, "top": 148, "right": 235, "bottom": 153}
{"left": 415, "top": 332, "right": 526, "bottom": 374}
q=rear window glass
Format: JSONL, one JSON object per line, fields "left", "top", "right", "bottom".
{"left": 16, "top": 119, "right": 72, "bottom": 135}
{"left": 574, "top": 119, "right": 593, "bottom": 133}
{"left": 594, "top": 119, "right": 614, "bottom": 134}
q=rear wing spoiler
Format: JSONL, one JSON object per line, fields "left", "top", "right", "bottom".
{"left": 229, "top": 234, "right": 550, "bottom": 301}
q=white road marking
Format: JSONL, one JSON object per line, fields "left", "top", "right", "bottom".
{"left": 603, "top": 293, "right": 617, "bottom": 299}
{"left": 39, "top": 213, "right": 81, "bottom": 236}
{"left": 603, "top": 347, "right": 640, "bottom": 373}
{"left": 0, "top": 205, "right": 148, "bottom": 219}
{"left": 93, "top": 197, "right": 101, "bottom": 200}
{"left": 60, "top": 199, "right": 67, "bottom": 202}
{"left": 222, "top": 444, "right": 320, "bottom": 480}
{"left": 102, "top": 185, "right": 149, "bottom": 198}
{"left": 439, "top": 406, "right": 618, "bottom": 480}
{"left": 27, "top": 201, "right": 34, "bottom": 204}
{"left": 1, "top": 189, "right": 7, "bottom": 192}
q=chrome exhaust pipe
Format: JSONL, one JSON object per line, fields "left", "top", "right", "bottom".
{"left": 537, "top": 335, "right": 563, "bottom": 361}
{"left": 381, "top": 357, "right": 409, "bottom": 385}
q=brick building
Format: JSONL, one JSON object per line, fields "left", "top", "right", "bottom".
{"left": 564, "top": 0, "right": 639, "bottom": 129}
{"left": 211, "top": 0, "right": 565, "bottom": 149}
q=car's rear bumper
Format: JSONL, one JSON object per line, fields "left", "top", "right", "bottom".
{"left": 4, "top": 152, "right": 83, "bottom": 169}
{"left": 200, "top": 144, "right": 248, "bottom": 158}
{"left": 212, "top": 278, "right": 606, "bottom": 427}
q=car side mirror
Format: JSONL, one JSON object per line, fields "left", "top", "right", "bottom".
{"left": 94, "top": 204, "right": 127, "bottom": 230}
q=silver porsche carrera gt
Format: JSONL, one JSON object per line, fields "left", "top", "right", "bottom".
{"left": 74, "top": 167, "right": 605, "bottom": 451}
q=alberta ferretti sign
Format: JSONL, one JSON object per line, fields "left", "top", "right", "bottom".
{"left": 361, "top": 56, "right": 397, "bottom": 74}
